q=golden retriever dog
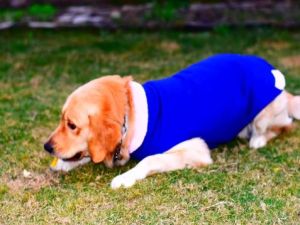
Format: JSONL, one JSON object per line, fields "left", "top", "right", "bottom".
{"left": 44, "top": 54, "right": 300, "bottom": 189}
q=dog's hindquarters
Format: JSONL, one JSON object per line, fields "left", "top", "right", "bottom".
{"left": 242, "top": 91, "right": 299, "bottom": 149}
{"left": 287, "top": 93, "right": 300, "bottom": 120}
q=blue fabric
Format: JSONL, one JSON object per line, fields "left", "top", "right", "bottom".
{"left": 130, "top": 54, "right": 283, "bottom": 160}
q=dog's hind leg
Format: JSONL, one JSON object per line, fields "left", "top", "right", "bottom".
{"left": 111, "top": 138, "right": 213, "bottom": 189}
{"left": 249, "top": 116, "right": 270, "bottom": 149}
{"left": 287, "top": 92, "right": 300, "bottom": 120}
{"left": 249, "top": 91, "right": 293, "bottom": 149}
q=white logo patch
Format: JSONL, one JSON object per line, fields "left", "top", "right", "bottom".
{"left": 271, "top": 69, "right": 286, "bottom": 90}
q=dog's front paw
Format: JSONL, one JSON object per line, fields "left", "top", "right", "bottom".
{"left": 111, "top": 173, "right": 137, "bottom": 189}
{"left": 249, "top": 136, "right": 267, "bottom": 149}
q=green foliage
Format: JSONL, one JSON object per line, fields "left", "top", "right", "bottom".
{"left": 0, "top": 9, "right": 24, "bottom": 22}
{"left": 145, "top": 0, "right": 189, "bottom": 22}
{"left": 0, "top": 4, "right": 57, "bottom": 22}
{"left": 27, "top": 4, "right": 57, "bottom": 21}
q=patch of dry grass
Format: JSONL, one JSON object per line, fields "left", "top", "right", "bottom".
{"left": 280, "top": 55, "right": 300, "bottom": 68}
{"left": 4, "top": 170, "right": 59, "bottom": 192}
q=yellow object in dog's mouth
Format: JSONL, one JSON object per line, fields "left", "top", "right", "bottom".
{"left": 50, "top": 157, "right": 58, "bottom": 168}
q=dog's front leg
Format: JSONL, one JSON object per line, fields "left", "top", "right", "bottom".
{"left": 111, "top": 138, "right": 213, "bottom": 189}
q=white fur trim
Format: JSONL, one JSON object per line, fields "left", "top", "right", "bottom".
{"left": 272, "top": 69, "right": 286, "bottom": 90}
{"left": 128, "top": 81, "right": 148, "bottom": 153}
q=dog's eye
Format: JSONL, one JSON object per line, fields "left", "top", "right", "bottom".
{"left": 67, "top": 122, "right": 77, "bottom": 130}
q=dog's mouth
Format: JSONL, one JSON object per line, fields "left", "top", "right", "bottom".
{"left": 62, "top": 151, "right": 85, "bottom": 162}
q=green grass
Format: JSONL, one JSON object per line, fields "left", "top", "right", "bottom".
{"left": 0, "top": 28, "right": 300, "bottom": 224}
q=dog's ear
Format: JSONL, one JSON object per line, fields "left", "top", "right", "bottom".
{"left": 88, "top": 113, "right": 105, "bottom": 163}
{"left": 88, "top": 121, "right": 106, "bottom": 163}
{"left": 88, "top": 113, "right": 121, "bottom": 163}
{"left": 87, "top": 75, "right": 130, "bottom": 163}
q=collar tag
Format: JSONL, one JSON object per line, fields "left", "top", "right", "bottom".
{"left": 113, "top": 115, "right": 128, "bottom": 164}
{"left": 121, "top": 115, "right": 128, "bottom": 138}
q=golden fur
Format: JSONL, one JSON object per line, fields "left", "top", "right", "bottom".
{"left": 46, "top": 76, "right": 134, "bottom": 167}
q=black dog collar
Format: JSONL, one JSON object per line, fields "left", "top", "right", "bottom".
{"left": 113, "top": 116, "right": 127, "bottom": 164}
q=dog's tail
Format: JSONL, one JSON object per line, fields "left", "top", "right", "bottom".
{"left": 287, "top": 93, "right": 300, "bottom": 120}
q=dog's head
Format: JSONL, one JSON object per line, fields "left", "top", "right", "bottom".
{"left": 44, "top": 76, "right": 131, "bottom": 167}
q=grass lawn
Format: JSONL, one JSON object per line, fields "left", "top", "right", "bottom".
{"left": 0, "top": 28, "right": 300, "bottom": 224}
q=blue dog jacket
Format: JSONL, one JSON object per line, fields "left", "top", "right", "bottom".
{"left": 130, "top": 54, "right": 284, "bottom": 160}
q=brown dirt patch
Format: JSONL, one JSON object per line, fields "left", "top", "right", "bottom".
{"left": 247, "top": 40, "right": 290, "bottom": 54}
{"left": 4, "top": 170, "right": 59, "bottom": 192}
{"left": 280, "top": 55, "right": 300, "bottom": 68}
{"left": 32, "top": 126, "right": 54, "bottom": 143}
{"left": 30, "top": 76, "right": 44, "bottom": 89}
{"left": 263, "top": 40, "right": 290, "bottom": 50}
{"left": 160, "top": 41, "right": 181, "bottom": 53}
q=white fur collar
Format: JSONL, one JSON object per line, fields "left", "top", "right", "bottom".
{"left": 128, "top": 81, "right": 148, "bottom": 153}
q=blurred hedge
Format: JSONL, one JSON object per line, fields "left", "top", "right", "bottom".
{"left": 0, "top": 0, "right": 294, "bottom": 8}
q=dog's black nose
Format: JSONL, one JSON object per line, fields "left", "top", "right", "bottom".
{"left": 44, "top": 142, "right": 54, "bottom": 154}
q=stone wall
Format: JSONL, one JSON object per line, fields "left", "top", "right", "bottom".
{"left": 0, "top": 0, "right": 296, "bottom": 8}
{"left": 0, "top": 1, "right": 299, "bottom": 29}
